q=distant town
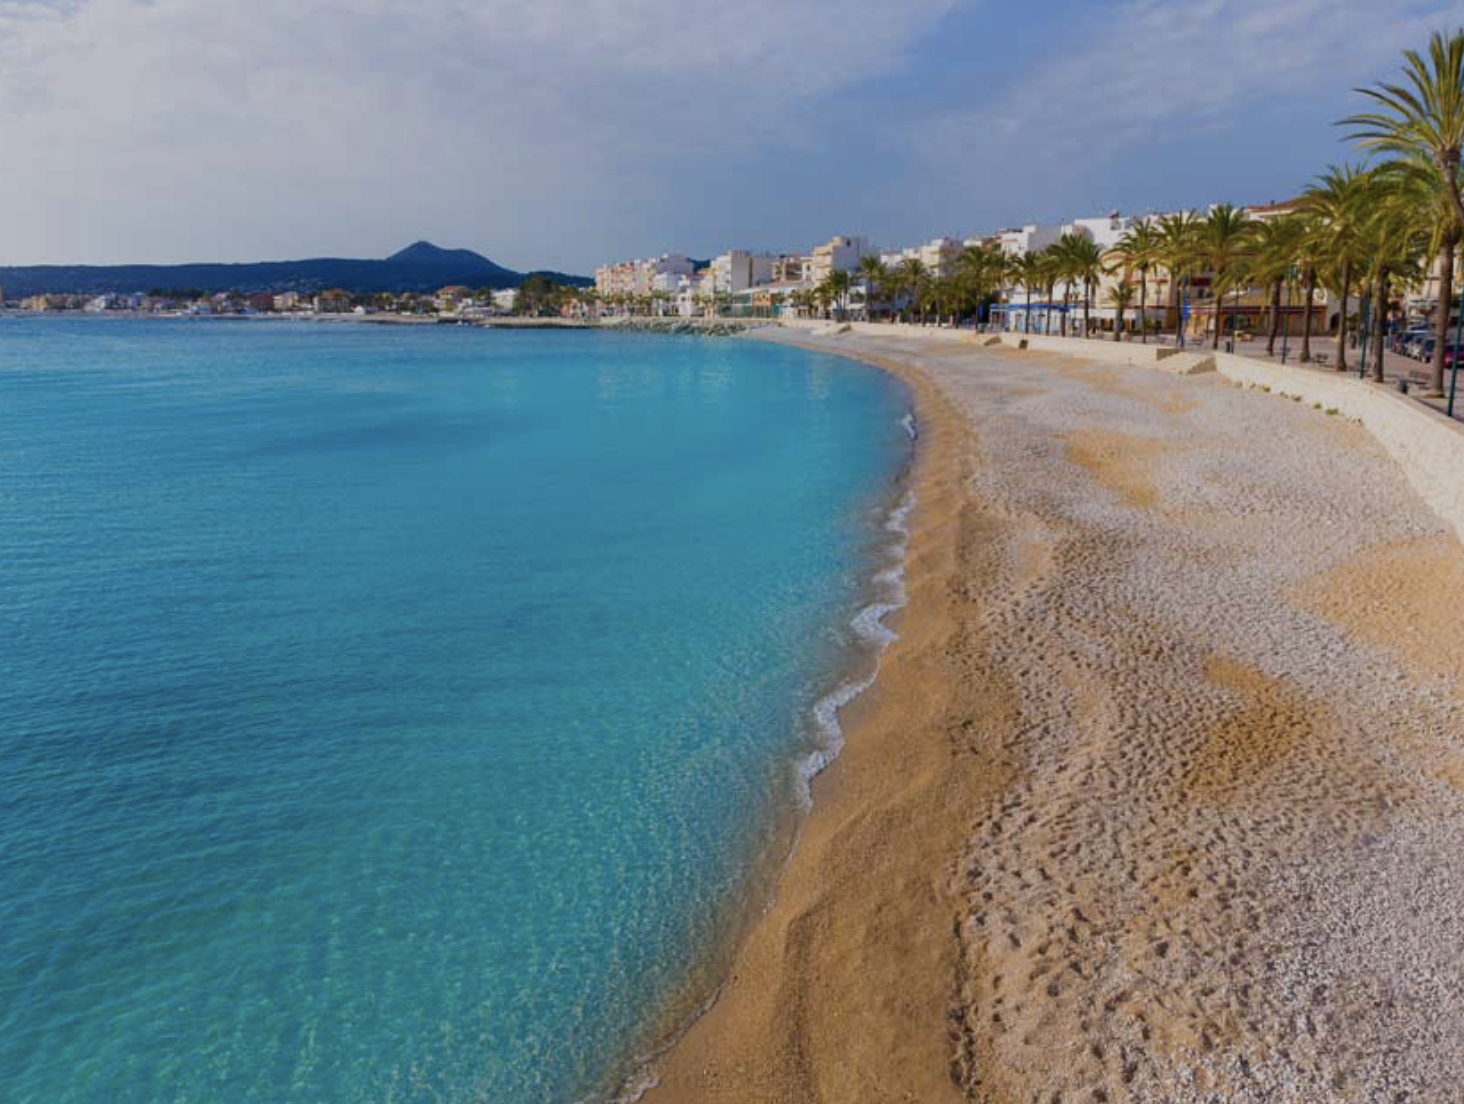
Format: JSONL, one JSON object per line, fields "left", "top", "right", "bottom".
{"left": 1, "top": 203, "right": 1450, "bottom": 365}
{"left": 0, "top": 213, "right": 1303, "bottom": 337}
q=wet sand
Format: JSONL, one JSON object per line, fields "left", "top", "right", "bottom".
{"left": 644, "top": 331, "right": 1464, "bottom": 1104}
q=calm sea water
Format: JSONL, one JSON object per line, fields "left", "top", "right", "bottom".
{"left": 0, "top": 319, "right": 911, "bottom": 1104}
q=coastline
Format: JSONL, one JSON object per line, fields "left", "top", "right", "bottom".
{"left": 640, "top": 327, "right": 1464, "bottom": 1103}
{"left": 638, "top": 330, "right": 1001, "bottom": 1103}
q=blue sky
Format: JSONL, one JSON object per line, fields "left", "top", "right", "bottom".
{"left": 1, "top": 0, "right": 1462, "bottom": 272}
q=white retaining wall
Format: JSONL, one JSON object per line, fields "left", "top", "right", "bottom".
{"left": 779, "top": 321, "right": 1464, "bottom": 544}
{"left": 1211, "top": 353, "right": 1464, "bottom": 547}
{"left": 779, "top": 322, "right": 1464, "bottom": 545}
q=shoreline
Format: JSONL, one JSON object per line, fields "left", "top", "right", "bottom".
{"left": 638, "top": 327, "right": 1464, "bottom": 1103}
{"left": 636, "top": 330, "right": 998, "bottom": 1103}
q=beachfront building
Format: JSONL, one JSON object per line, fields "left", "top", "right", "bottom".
{"left": 595, "top": 254, "right": 696, "bottom": 300}
{"left": 808, "top": 236, "right": 874, "bottom": 283}
{"left": 995, "top": 212, "right": 1151, "bottom": 335}
{"left": 917, "top": 237, "right": 967, "bottom": 280}
{"left": 769, "top": 254, "right": 811, "bottom": 284}
{"left": 1069, "top": 212, "right": 1134, "bottom": 251}
{"left": 435, "top": 285, "right": 473, "bottom": 313}
{"left": 996, "top": 223, "right": 1065, "bottom": 258}
{"left": 711, "top": 251, "right": 777, "bottom": 295}
{"left": 313, "top": 289, "right": 353, "bottom": 314}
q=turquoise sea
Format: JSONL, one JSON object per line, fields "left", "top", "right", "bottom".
{"left": 0, "top": 319, "right": 913, "bottom": 1104}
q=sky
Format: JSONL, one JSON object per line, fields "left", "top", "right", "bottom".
{"left": 2, "top": 0, "right": 1464, "bottom": 273}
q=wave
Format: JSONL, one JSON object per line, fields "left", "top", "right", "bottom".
{"left": 608, "top": 410, "right": 919, "bottom": 1104}
{"left": 794, "top": 480, "right": 915, "bottom": 805}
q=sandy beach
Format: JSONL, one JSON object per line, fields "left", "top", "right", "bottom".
{"left": 645, "top": 329, "right": 1464, "bottom": 1103}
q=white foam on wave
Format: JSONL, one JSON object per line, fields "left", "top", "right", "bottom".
{"left": 794, "top": 479, "right": 916, "bottom": 806}
{"left": 604, "top": 410, "right": 920, "bottom": 1104}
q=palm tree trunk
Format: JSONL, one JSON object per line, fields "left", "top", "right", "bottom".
{"left": 1114, "top": 297, "right": 1125, "bottom": 342}
{"left": 1430, "top": 237, "right": 1457, "bottom": 396}
{"left": 1374, "top": 268, "right": 1389, "bottom": 383}
{"left": 1084, "top": 285, "right": 1092, "bottom": 337}
{"left": 1025, "top": 287, "right": 1033, "bottom": 333}
{"left": 1266, "top": 281, "right": 1282, "bottom": 356}
{"left": 1300, "top": 268, "right": 1316, "bottom": 363}
{"left": 1169, "top": 269, "right": 1181, "bottom": 341}
{"left": 1139, "top": 273, "right": 1149, "bottom": 344}
{"left": 1211, "top": 293, "right": 1222, "bottom": 351}
{"left": 1335, "top": 260, "right": 1351, "bottom": 372}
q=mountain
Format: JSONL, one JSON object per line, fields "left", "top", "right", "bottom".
{"left": 0, "top": 241, "right": 591, "bottom": 297}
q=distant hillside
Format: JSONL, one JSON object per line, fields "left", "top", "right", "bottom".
{"left": 0, "top": 241, "right": 591, "bottom": 297}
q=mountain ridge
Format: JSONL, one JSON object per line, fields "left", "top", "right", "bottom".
{"left": 0, "top": 241, "right": 591, "bottom": 297}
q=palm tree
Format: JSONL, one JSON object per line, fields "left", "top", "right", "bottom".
{"left": 1302, "top": 165, "right": 1370, "bottom": 371}
{"left": 897, "top": 259, "right": 929, "bottom": 324}
{"left": 1110, "top": 218, "right": 1161, "bottom": 342}
{"left": 824, "top": 270, "right": 853, "bottom": 320}
{"left": 1037, "top": 250, "right": 1062, "bottom": 335}
{"left": 1360, "top": 161, "right": 1431, "bottom": 380}
{"left": 1050, "top": 233, "right": 1087, "bottom": 336}
{"left": 859, "top": 256, "right": 887, "bottom": 322}
{"left": 1197, "top": 204, "right": 1256, "bottom": 349}
{"left": 1012, "top": 252, "right": 1046, "bottom": 334}
{"left": 1064, "top": 236, "right": 1104, "bottom": 337}
{"left": 1107, "top": 281, "right": 1137, "bottom": 341}
{"left": 955, "top": 243, "right": 1005, "bottom": 327}
{"left": 1358, "top": 182, "right": 1425, "bottom": 381}
{"left": 1245, "top": 213, "right": 1306, "bottom": 356}
{"left": 1343, "top": 28, "right": 1464, "bottom": 393}
{"left": 1157, "top": 211, "right": 1202, "bottom": 344}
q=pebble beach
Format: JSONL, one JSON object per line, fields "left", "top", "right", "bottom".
{"left": 646, "top": 329, "right": 1464, "bottom": 1104}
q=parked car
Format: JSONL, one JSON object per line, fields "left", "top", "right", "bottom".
{"left": 1399, "top": 328, "right": 1431, "bottom": 356}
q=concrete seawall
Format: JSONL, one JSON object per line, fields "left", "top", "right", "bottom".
{"left": 788, "top": 321, "right": 1464, "bottom": 547}
{"left": 1209, "top": 351, "right": 1464, "bottom": 548}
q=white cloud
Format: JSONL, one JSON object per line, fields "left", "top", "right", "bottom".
{"left": 915, "top": 0, "right": 1464, "bottom": 204}
{"left": 0, "top": 0, "right": 961, "bottom": 268}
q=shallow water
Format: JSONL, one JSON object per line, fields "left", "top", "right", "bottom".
{"left": 0, "top": 319, "right": 911, "bottom": 1104}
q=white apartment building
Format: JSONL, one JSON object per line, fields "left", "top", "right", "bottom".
{"left": 1067, "top": 212, "right": 1134, "bottom": 251}
{"left": 595, "top": 254, "right": 696, "bottom": 297}
{"left": 917, "top": 237, "right": 967, "bottom": 279}
{"left": 809, "top": 236, "right": 874, "bottom": 283}
{"left": 711, "top": 251, "right": 777, "bottom": 294}
{"left": 997, "top": 223, "right": 1065, "bottom": 257}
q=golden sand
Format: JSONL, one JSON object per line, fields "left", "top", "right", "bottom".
{"left": 1063, "top": 429, "right": 1172, "bottom": 510}
{"left": 644, "top": 351, "right": 1006, "bottom": 1104}
{"left": 645, "top": 331, "right": 1464, "bottom": 1104}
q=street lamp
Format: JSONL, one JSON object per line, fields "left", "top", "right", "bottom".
{"left": 1449, "top": 270, "right": 1464, "bottom": 416}
{"left": 1281, "top": 267, "right": 1294, "bottom": 365}
{"left": 1358, "top": 290, "right": 1371, "bottom": 379}
{"left": 1179, "top": 276, "right": 1190, "bottom": 350}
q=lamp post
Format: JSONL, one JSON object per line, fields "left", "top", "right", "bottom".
{"left": 1358, "top": 291, "right": 1371, "bottom": 380}
{"left": 1281, "top": 268, "right": 1294, "bottom": 365}
{"left": 1179, "top": 276, "right": 1190, "bottom": 350}
{"left": 1449, "top": 271, "right": 1464, "bottom": 417}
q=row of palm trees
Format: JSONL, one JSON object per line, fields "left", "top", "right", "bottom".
{"left": 1093, "top": 26, "right": 1464, "bottom": 398}
{"left": 818, "top": 247, "right": 1014, "bottom": 326}
{"left": 806, "top": 30, "right": 1464, "bottom": 398}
